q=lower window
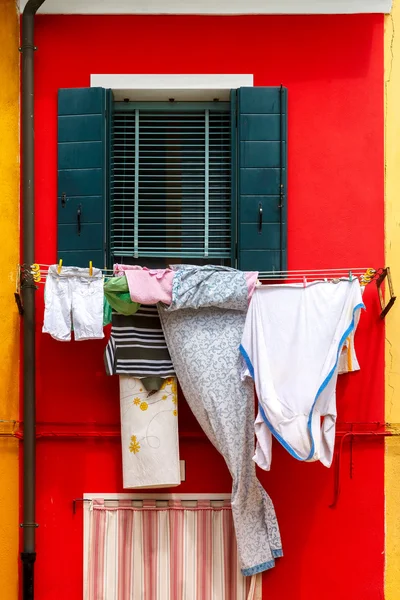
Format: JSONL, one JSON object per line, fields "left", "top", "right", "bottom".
{"left": 83, "top": 494, "right": 262, "bottom": 599}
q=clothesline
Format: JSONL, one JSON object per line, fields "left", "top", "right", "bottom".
{"left": 23, "top": 264, "right": 377, "bottom": 285}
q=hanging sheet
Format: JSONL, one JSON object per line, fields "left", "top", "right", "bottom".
{"left": 119, "top": 375, "right": 181, "bottom": 488}
{"left": 158, "top": 266, "right": 282, "bottom": 576}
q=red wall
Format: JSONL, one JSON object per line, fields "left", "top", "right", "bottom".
{"left": 31, "top": 14, "right": 385, "bottom": 599}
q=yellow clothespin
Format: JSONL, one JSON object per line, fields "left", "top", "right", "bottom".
{"left": 31, "top": 263, "right": 41, "bottom": 283}
{"left": 57, "top": 259, "right": 62, "bottom": 275}
{"left": 360, "top": 268, "right": 376, "bottom": 287}
{"left": 89, "top": 261, "right": 93, "bottom": 277}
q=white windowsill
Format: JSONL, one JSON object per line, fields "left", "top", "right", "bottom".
{"left": 90, "top": 74, "right": 254, "bottom": 101}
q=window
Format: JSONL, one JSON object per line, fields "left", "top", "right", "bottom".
{"left": 83, "top": 494, "right": 263, "bottom": 599}
{"left": 57, "top": 86, "right": 287, "bottom": 274}
{"left": 111, "top": 102, "right": 231, "bottom": 266}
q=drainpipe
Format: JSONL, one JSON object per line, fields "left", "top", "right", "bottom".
{"left": 20, "top": 1, "right": 46, "bottom": 599}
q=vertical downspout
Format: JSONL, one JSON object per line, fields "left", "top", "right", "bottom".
{"left": 20, "top": 1, "right": 46, "bottom": 599}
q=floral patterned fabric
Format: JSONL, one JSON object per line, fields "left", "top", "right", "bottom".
{"left": 167, "top": 265, "right": 249, "bottom": 311}
{"left": 119, "top": 376, "right": 181, "bottom": 489}
{"left": 158, "top": 267, "right": 282, "bottom": 576}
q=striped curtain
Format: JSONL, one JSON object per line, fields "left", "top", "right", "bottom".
{"left": 86, "top": 498, "right": 262, "bottom": 600}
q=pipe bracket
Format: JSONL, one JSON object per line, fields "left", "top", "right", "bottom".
{"left": 19, "top": 45, "right": 37, "bottom": 52}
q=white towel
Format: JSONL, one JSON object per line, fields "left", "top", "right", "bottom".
{"left": 240, "top": 280, "right": 365, "bottom": 469}
{"left": 119, "top": 376, "right": 181, "bottom": 488}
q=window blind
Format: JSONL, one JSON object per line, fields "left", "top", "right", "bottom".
{"left": 110, "top": 103, "right": 231, "bottom": 263}
{"left": 84, "top": 497, "right": 262, "bottom": 600}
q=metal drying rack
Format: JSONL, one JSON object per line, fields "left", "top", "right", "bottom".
{"left": 16, "top": 264, "right": 396, "bottom": 319}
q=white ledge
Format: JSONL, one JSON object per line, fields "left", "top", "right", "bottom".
{"left": 20, "top": 0, "right": 393, "bottom": 14}
{"left": 91, "top": 74, "right": 254, "bottom": 101}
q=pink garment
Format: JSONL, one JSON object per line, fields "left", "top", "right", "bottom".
{"left": 245, "top": 271, "right": 259, "bottom": 300}
{"left": 114, "top": 264, "right": 174, "bottom": 305}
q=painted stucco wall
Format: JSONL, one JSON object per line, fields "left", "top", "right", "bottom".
{"left": 0, "top": 1, "right": 20, "bottom": 599}
{"left": 32, "top": 14, "right": 385, "bottom": 600}
{"left": 385, "top": 0, "right": 400, "bottom": 597}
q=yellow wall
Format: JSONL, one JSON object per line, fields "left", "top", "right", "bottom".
{"left": 0, "top": 1, "right": 20, "bottom": 598}
{"left": 385, "top": 0, "right": 400, "bottom": 597}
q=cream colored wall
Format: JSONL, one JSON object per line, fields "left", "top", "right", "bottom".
{"left": 0, "top": 1, "right": 20, "bottom": 598}
{"left": 385, "top": 0, "right": 400, "bottom": 597}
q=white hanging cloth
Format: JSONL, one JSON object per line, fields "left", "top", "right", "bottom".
{"left": 240, "top": 279, "right": 365, "bottom": 469}
{"left": 119, "top": 376, "right": 181, "bottom": 489}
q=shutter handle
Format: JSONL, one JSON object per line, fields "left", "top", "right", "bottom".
{"left": 77, "top": 204, "right": 82, "bottom": 236}
{"left": 258, "top": 203, "right": 263, "bottom": 234}
{"left": 61, "top": 193, "right": 66, "bottom": 208}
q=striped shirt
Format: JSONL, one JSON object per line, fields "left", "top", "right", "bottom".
{"left": 104, "top": 306, "right": 175, "bottom": 378}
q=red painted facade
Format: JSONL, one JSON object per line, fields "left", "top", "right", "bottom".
{"left": 31, "top": 14, "right": 384, "bottom": 599}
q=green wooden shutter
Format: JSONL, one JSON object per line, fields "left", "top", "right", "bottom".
{"left": 236, "top": 86, "right": 287, "bottom": 273}
{"left": 58, "top": 87, "right": 111, "bottom": 268}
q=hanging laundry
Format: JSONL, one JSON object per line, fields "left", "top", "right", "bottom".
{"left": 338, "top": 286, "right": 364, "bottom": 374}
{"left": 103, "top": 295, "right": 112, "bottom": 327}
{"left": 119, "top": 375, "right": 181, "bottom": 488}
{"left": 338, "top": 321, "right": 361, "bottom": 374}
{"left": 104, "top": 306, "right": 175, "bottom": 392}
{"left": 116, "top": 263, "right": 259, "bottom": 306}
{"left": 167, "top": 265, "right": 250, "bottom": 311}
{"left": 240, "top": 280, "right": 365, "bottom": 470}
{"left": 43, "top": 265, "right": 104, "bottom": 341}
{"left": 104, "top": 275, "right": 140, "bottom": 316}
{"left": 158, "top": 266, "right": 282, "bottom": 577}
{"left": 245, "top": 271, "right": 259, "bottom": 300}
{"left": 168, "top": 264, "right": 258, "bottom": 310}
{"left": 114, "top": 265, "right": 174, "bottom": 305}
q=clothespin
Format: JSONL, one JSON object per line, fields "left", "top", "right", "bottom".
{"left": 348, "top": 271, "right": 353, "bottom": 282}
{"left": 89, "top": 261, "right": 93, "bottom": 277}
{"left": 57, "top": 259, "right": 62, "bottom": 275}
{"left": 360, "top": 268, "right": 376, "bottom": 287}
{"left": 303, "top": 275, "right": 307, "bottom": 288}
{"left": 31, "top": 263, "right": 41, "bottom": 283}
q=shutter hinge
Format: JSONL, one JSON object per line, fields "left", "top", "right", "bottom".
{"left": 278, "top": 184, "right": 284, "bottom": 209}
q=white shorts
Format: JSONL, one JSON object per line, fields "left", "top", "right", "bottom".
{"left": 43, "top": 265, "right": 104, "bottom": 341}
